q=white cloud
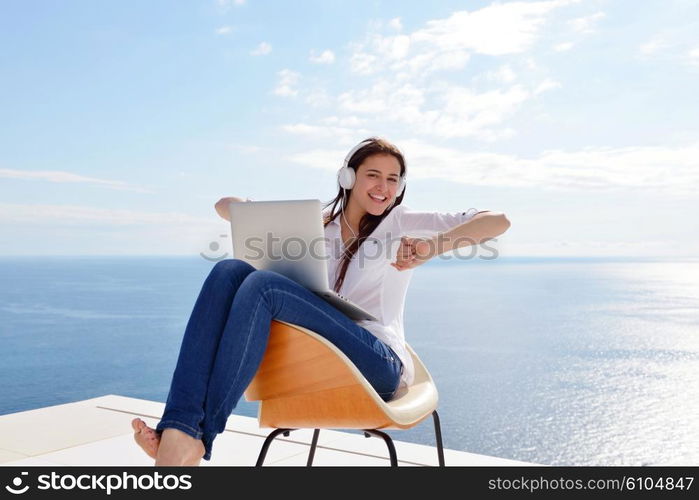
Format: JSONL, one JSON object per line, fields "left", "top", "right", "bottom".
{"left": 413, "top": 1, "right": 574, "bottom": 56}
{"left": 534, "top": 78, "right": 561, "bottom": 94}
{"left": 437, "top": 85, "right": 527, "bottom": 139}
{"left": 288, "top": 147, "right": 346, "bottom": 171}
{"left": 216, "top": 26, "right": 233, "bottom": 35}
{"left": 688, "top": 47, "right": 699, "bottom": 65}
{"left": 348, "top": 0, "right": 577, "bottom": 79}
{"left": 639, "top": 36, "right": 671, "bottom": 56}
{"left": 638, "top": 34, "right": 699, "bottom": 68}
{"left": 0, "top": 168, "right": 151, "bottom": 193}
{"left": 0, "top": 204, "right": 227, "bottom": 255}
{"left": 305, "top": 88, "right": 332, "bottom": 107}
{"left": 289, "top": 140, "right": 699, "bottom": 197}
{"left": 337, "top": 80, "right": 529, "bottom": 140}
{"left": 553, "top": 42, "right": 573, "bottom": 52}
{"left": 568, "top": 11, "right": 605, "bottom": 34}
{"left": 286, "top": 1, "right": 580, "bottom": 142}
{"left": 338, "top": 80, "right": 427, "bottom": 124}
{"left": 481, "top": 65, "right": 517, "bottom": 84}
{"left": 273, "top": 69, "right": 300, "bottom": 97}
{"left": 389, "top": 17, "right": 403, "bottom": 31}
{"left": 349, "top": 51, "right": 378, "bottom": 75}
{"left": 251, "top": 42, "right": 272, "bottom": 56}
{"left": 320, "top": 116, "right": 366, "bottom": 127}
{"left": 0, "top": 203, "right": 210, "bottom": 226}
{"left": 309, "top": 49, "right": 335, "bottom": 64}
{"left": 281, "top": 123, "right": 371, "bottom": 142}
{"left": 216, "top": 0, "right": 245, "bottom": 7}
{"left": 226, "top": 144, "right": 261, "bottom": 154}
{"left": 214, "top": 0, "right": 246, "bottom": 14}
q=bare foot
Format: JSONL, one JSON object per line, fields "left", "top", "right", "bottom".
{"left": 155, "top": 428, "right": 206, "bottom": 466}
{"left": 132, "top": 418, "right": 160, "bottom": 460}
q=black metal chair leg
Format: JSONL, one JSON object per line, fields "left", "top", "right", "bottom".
{"left": 432, "top": 410, "right": 445, "bottom": 466}
{"left": 257, "top": 412, "right": 445, "bottom": 467}
{"left": 363, "top": 429, "right": 398, "bottom": 466}
{"left": 255, "top": 428, "right": 295, "bottom": 466}
{"left": 307, "top": 429, "right": 320, "bottom": 466}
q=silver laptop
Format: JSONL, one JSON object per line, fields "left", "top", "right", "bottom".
{"left": 228, "top": 199, "right": 378, "bottom": 322}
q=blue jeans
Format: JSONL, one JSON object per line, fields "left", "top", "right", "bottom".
{"left": 156, "top": 258, "right": 403, "bottom": 460}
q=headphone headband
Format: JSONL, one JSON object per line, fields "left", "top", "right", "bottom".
{"left": 342, "top": 139, "right": 374, "bottom": 170}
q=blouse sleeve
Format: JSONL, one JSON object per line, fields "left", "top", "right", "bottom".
{"left": 397, "top": 205, "right": 488, "bottom": 238}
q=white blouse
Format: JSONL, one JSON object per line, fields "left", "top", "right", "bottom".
{"left": 323, "top": 204, "right": 481, "bottom": 390}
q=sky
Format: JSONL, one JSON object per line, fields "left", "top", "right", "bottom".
{"left": 1, "top": 0, "right": 698, "bottom": 258}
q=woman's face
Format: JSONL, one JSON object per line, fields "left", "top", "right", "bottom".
{"left": 349, "top": 153, "right": 402, "bottom": 216}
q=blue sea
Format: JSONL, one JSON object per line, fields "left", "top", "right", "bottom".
{"left": 1, "top": 255, "right": 698, "bottom": 466}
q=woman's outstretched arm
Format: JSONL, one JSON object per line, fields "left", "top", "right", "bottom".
{"left": 391, "top": 211, "right": 511, "bottom": 270}
{"left": 429, "top": 211, "right": 511, "bottom": 255}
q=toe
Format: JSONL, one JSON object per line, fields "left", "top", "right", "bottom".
{"left": 131, "top": 418, "right": 146, "bottom": 432}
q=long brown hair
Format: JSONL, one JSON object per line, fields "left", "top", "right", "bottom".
{"left": 322, "top": 137, "right": 407, "bottom": 293}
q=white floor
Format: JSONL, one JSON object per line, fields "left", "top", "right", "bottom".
{"left": 0, "top": 395, "right": 536, "bottom": 467}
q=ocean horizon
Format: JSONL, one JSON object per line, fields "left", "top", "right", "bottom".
{"left": 1, "top": 255, "right": 698, "bottom": 466}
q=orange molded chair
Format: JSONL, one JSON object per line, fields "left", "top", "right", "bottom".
{"left": 243, "top": 319, "right": 446, "bottom": 466}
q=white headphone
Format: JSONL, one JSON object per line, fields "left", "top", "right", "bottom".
{"left": 337, "top": 139, "right": 406, "bottom": 197}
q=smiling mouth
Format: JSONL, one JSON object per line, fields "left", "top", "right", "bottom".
{"left": 369, "top": 193, "right": 387, "bottom": 203}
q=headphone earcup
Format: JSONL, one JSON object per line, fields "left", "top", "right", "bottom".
{"left": 338, "top": 166, "right": 355, "bottom": 190}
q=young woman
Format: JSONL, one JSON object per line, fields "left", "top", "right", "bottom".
{"left": 132, "top": 137, "right": 511, "bottom": 465}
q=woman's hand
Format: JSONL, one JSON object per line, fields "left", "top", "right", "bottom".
{"left": 390, "top": 236, "right": 434, "bottom": 271}
{"left": 215, "top": 196, "right": 248, "bottom": 221}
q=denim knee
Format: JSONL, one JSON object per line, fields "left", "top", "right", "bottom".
{"left": 209, "top": 260, "right": 257, "bottom": 291}
{"left": 212, "top": 258, "right": 255, "bottom": 278}
{"left": 237, "top": 270, "right": 278, "bottom": 295}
